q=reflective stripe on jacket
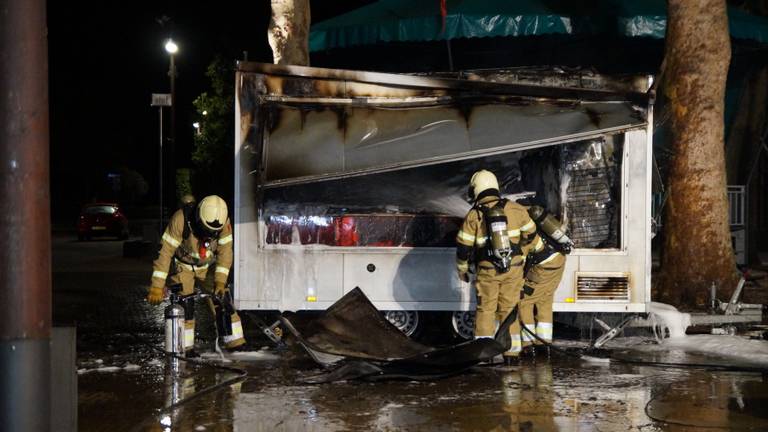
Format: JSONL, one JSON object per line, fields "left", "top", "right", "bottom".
{"left": 455, "top": 196, "right": 539, "bottom": 272}
{"left": 151, "top": 209, "right": 234, "bottom": 288}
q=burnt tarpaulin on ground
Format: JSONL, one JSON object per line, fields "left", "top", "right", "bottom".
{"left": 281, "top": 287, "right": 516, "bottom": 382}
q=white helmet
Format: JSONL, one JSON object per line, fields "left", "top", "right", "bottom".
{"left": 469, "top": 170, "right": 499, "bottom": 200}
{"left": 197, "top": 195, "right": 228, "bottom": 233}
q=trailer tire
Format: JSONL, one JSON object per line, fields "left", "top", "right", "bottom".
{"left": 451, "top": 311, "right": 475, "bottom": 340}
{"left": 383, "top": 310, "right": 421, "bottom": 337}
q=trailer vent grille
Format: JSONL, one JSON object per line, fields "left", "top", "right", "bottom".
{"left": 576, "top": 273, "right": 630, "bottom": 301}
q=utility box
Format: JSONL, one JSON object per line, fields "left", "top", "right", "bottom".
{"left": 51, "top": 327, "right": 77, "bottom": 432}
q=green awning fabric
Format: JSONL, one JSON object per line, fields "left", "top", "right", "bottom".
{"left": 310, "top": 0, "right": 768, "bottom": 52}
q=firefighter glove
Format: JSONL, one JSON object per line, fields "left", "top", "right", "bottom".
{"left": 214, "top": 282, "right": 228, "bottom": 297}
{"left": 147, "top": 286, "right": 165, "bottom": 305}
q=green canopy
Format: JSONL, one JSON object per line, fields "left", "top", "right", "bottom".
{"left": 310, "top": 0, "right": 768, "bottom": 52}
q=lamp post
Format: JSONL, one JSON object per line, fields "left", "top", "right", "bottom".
{"left": 151, "top": 93, "right": 171, "bottom": 231}
{"left": 1, "top": 1, "right": 51, "bottom": 429}
{"left": 164, "top": 38, "right": 178, "bottom": 226}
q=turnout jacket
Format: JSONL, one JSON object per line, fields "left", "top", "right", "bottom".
{"left": 151, "top": 209, "right": 234, "bottom": 289}
{"left": 456, "top": 195, "right": 540, "bottom": 273}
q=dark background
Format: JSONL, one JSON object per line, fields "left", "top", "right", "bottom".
{"left": 47, "top": 1, "right": 369, "bottom": 223}
{"left": 47, "top": 1, "right": 766, "bottom": 228}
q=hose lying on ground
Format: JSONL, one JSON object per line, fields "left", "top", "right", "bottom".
{"left": 128, "top": 331, "right": 248, "bottom": 411}
{"left": 519, "top": 323, "right": 768, "bottom": 373}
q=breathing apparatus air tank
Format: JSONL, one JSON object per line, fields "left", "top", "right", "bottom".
{"left": 528, "top": 205, "right": 573, "bottom": 249}
{"left": 486, "top": 204, "right": 513, "bottom": 273}
{"left": 164, "top": 285, "right": 186, "bottom": 356}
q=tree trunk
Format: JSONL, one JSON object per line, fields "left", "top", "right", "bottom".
{"left": 659, "top": 0, "right": 739, "bottom": 306}
{"left": 269, "top": 0, "right": 310, "bottom": 66}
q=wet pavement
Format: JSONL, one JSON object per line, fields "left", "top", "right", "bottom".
{"left": 53, "top": 234, "right": 768, "bottom": 431}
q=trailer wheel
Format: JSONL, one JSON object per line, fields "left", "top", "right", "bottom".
{"left": 383, "top": 310, "right": 420, "bottom": 337}
{"left": 451, "top": 311, "right": 475, "bottom": 340}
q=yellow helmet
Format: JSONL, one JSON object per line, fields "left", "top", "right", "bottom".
{"left": 469, "top": 170, "right": 499, "bottom": 200}
{"left": 180, "top": 194, "right": 196, "bottom": 206}
{"left": 197, "top": 195, "right": 228, "bottom": 232}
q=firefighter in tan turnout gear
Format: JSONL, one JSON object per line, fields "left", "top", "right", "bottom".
{"left": 456, "top": 170, "right": 540, "bottom": 365}
{"left": 146, "top": 195, "right": 245, "bottom": 350}
{"left": 519, "top": 202, "right": 571, "bottom": 356}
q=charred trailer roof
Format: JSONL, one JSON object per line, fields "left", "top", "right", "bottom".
{"left": 236, "top": 62, "right": 651, "bottom": 188}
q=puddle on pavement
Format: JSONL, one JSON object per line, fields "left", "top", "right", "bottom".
{"left": 645, "top": 372, "right": 768, "bottom": 430}
{"left": 68, "top": 305, "right": 768, "bottom": 430}
{"left": 58, "top": 268, "right": 768, "bottom": 431}
{"left": 79, "top": 347, "right": 768, "bottom": 432}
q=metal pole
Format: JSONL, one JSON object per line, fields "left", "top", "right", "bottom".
{"left": 0, "top": 0, "right": 51, "bottom": 430}
{"left": 168, "top": 53, "right": 176, "bottom": 204}
{"left": 159, "top": 107, "right": 164, "bottom": 231}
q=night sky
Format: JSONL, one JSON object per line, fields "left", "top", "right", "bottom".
{"left": 47, "top": 1, "right": 366, "bottom": 221}
{"left": 46, "top": 1, "right": 765, "bottom": 223}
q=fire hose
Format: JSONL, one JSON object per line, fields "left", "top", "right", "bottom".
{"left": 129, "top": 330, "right": 248, "bottom": 411}
{"left": 128, "top": 288, "right": 250, "bottom": 414}
{"left": 518, "top": 321, "right": 768, "bottom": 373}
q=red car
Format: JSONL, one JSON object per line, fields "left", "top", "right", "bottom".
{"left": 77, "top": 203, "right": 129, "bottom": 241}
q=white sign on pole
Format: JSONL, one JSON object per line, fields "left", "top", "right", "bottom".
{"left": 151, "top": 93, "right": 172, "bottom": 107}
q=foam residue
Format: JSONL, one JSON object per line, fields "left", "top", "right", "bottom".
{"left": 581, "top": 355, "right": 611, "bottom": 364}
{"left": 648, "top": 302, "right": 691, "bottom": 340}
{"left": 227, "top": 350, "right": 280, "bottom": 361}
{"left": 663, "top": 335, "right": 768, "bottom": 365}
{"left": 77, "top": 363, "right": 141, "bottom": 375}
{"left": 200, "top": 349, "right": 279, "bottom": 362}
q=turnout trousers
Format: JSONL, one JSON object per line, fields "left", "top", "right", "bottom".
{"left": 475, "top": 265, "right": 524, "bottom": 357}
{"left": 520, "top": 253, "right": 566, "bottom": 346}
{"left": 168, "top": 261, "right": 209, "bottom": 351}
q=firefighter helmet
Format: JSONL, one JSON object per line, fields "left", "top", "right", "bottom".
{"left": 469, "top": 170, "right": 499, "bottom": 200}
{"left": 197, "top": 195, "right": 228, "bottom": 232}
{"left": 180, "top": 194, "right": 196, "bottom": 207}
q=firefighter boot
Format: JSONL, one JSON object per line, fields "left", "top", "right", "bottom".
{"left": 520, "top": 345, "right": 536, "bottom": 361}
{"left": 182, "top": 296, "right": 196, "bottom": 354}
{"left": 503, "top": 355, "right": 520, "bottom": 366}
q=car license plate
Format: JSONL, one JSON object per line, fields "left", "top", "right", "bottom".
{"left": 92, "top": 226, "right": 106, "bottom": 231}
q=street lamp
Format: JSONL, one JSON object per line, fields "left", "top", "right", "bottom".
{"left": 164, "top": 39, "right": 178, "bottom": 55}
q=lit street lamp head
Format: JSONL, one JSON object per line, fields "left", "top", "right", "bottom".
{"left": 164, "top": 39, "right": 179, "bottom": 54}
